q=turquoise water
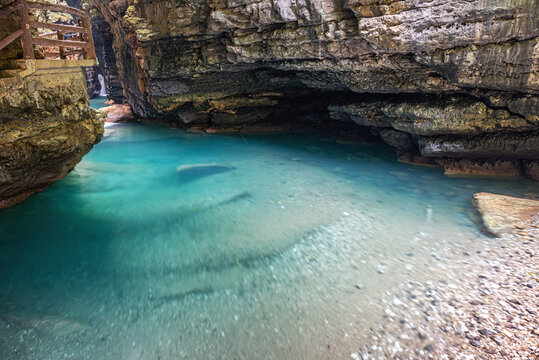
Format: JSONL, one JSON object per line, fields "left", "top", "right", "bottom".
{"left": 0, "top": 99, "right": 537, "bottom": 359}
{"left": 89, "top": 96, "right": 108, "bottom": 109}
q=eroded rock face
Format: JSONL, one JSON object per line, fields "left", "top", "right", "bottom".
{"left": 0, "top": 65, "right": 104, "bottom": 209}
{"left": 88, "top": 0, "right": 538, "bottom": 178}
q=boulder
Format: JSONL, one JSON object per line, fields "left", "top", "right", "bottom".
{"left": 473, "top": 192, "right": 539, "bottom": 238}
{"left": 101, "top": 104, "right": 136, "bottom": 122}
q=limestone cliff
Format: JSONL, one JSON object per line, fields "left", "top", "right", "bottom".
{"left": 0, "top": 61, "right": 104, "bottom": 209}
{"left": 0, "top": 0, "right": 104, "bottom": 209}
{"left": 89, "top": 0, "right": 538, "bottom": 178}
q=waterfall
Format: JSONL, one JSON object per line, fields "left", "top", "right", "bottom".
{"left": 98, "top": 74, "right": 107, "bottom": 96}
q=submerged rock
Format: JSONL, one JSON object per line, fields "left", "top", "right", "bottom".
{"left": 176, "top": 163, "right": 236, "bottom": 183}
{"left": 473, "top": 192, "right": 539, "bottom": 237}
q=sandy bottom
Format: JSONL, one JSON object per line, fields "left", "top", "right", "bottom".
{"left": 0, "top": 122, "right": 537, "bottom": 359}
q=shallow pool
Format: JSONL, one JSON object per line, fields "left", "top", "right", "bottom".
{"left": 0, "top": 101, "right": 537, "bottom": 359}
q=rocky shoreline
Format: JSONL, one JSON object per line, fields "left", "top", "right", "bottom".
{"left": 355, "top": 194, "right": 539, "bottom": 360}
{"left": 357, "top": 233, "right": 537, "bottom": 360}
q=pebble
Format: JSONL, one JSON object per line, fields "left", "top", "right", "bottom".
{"left": 478, "top": 329, "right": 495, "bottom": 337}
{"left": 491, "top": 336, "right": 502, "bottom": 346}
{"left": 348, "top": 231, "right": 536, "bottom": 360}
{"left": 470, "top": 340, "right": 481, "bottom": 347}
{"left": 501, "top": 329, "right": 513, "bottom": 337}
{"left": 3, "top": 218, "right": 538, "bottom": 360}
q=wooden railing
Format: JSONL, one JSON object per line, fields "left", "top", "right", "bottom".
{"left": 0, "top": 0, "right": 95, "bottom": 60}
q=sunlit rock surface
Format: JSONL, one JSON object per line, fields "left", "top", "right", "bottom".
{"left": 473, "top": 192, "right": 539, "bottom": 237}
{"left": 88, "top": 0, "right": 538, "bottom": 177}
{"left": 0, "top": 64, "right": 104, "bottom": 209}
{"left": 101, "top": 104, "right": 137, "bottom": 122}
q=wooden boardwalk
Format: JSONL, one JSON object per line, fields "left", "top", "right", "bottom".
{"left": 0, "top": 0, "right": 96, "bottom": 60}
{"left": 0, "top": 0, "right": 97, "bottom": 93}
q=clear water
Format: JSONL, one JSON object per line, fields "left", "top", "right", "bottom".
{"left": 0, "top": 99, "right": 537, "bottom": 359}
{"left": 89, "top": 95, "right": 108, "bottom": 109}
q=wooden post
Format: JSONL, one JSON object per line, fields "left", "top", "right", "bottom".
{"left": 80, "top": 13, "right": 95, "bottom": 60}
{"left": 57, "top": 31, "right": 65, "bottom": 59}
{"left": 77, "top": 17, "right": 84, "bottom": 59}
{"left": 17, "top": 0, "right": 33, "bottom": 59}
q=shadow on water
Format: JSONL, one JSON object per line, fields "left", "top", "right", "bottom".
{"left": 176, "top": 163, "right": 237, "bottom": 184}
{"left": 1, "top": 119, "right": 538, "bottom": 359}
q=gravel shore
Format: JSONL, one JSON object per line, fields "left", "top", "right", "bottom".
{"left": 355, "top": 231, "right": 538, "bottom": 360}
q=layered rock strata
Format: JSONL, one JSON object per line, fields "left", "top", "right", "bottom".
{"left": 0, "top": 62, "right": 104, "bottom": 209}
{"left": 88, "top": 0, "right": 538, "bottom": 178}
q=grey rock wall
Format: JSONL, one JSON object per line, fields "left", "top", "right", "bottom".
{"left": 88, "top": 0, "right": 538, "bottom": 178}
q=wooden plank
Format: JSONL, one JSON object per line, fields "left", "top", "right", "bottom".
{"left": 0, "top": 2, "right": 19, "bottom": 19}
{"left": 29, "top": 21, "right": 87, "bottom": 34}
{"left": 38, "top": 31, "right": 56, "bottom": 37}
{"left": 26, "top": 0, "right": 86, "bottom": 17}
{"left": 32, "top": 37, "right": 91, "bottom": 48}
{"left": 46, "top": 48, "right": 80, "bottom": 52}
{"left": 0, "top": 28, "right": 23, "bottom": 51}
{"left": 17, "top": 0, "right": 34, "bottom": 59}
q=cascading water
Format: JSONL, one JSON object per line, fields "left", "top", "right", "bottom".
{"left": 98, "top": 74, "right": 106, "bottom": 97}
